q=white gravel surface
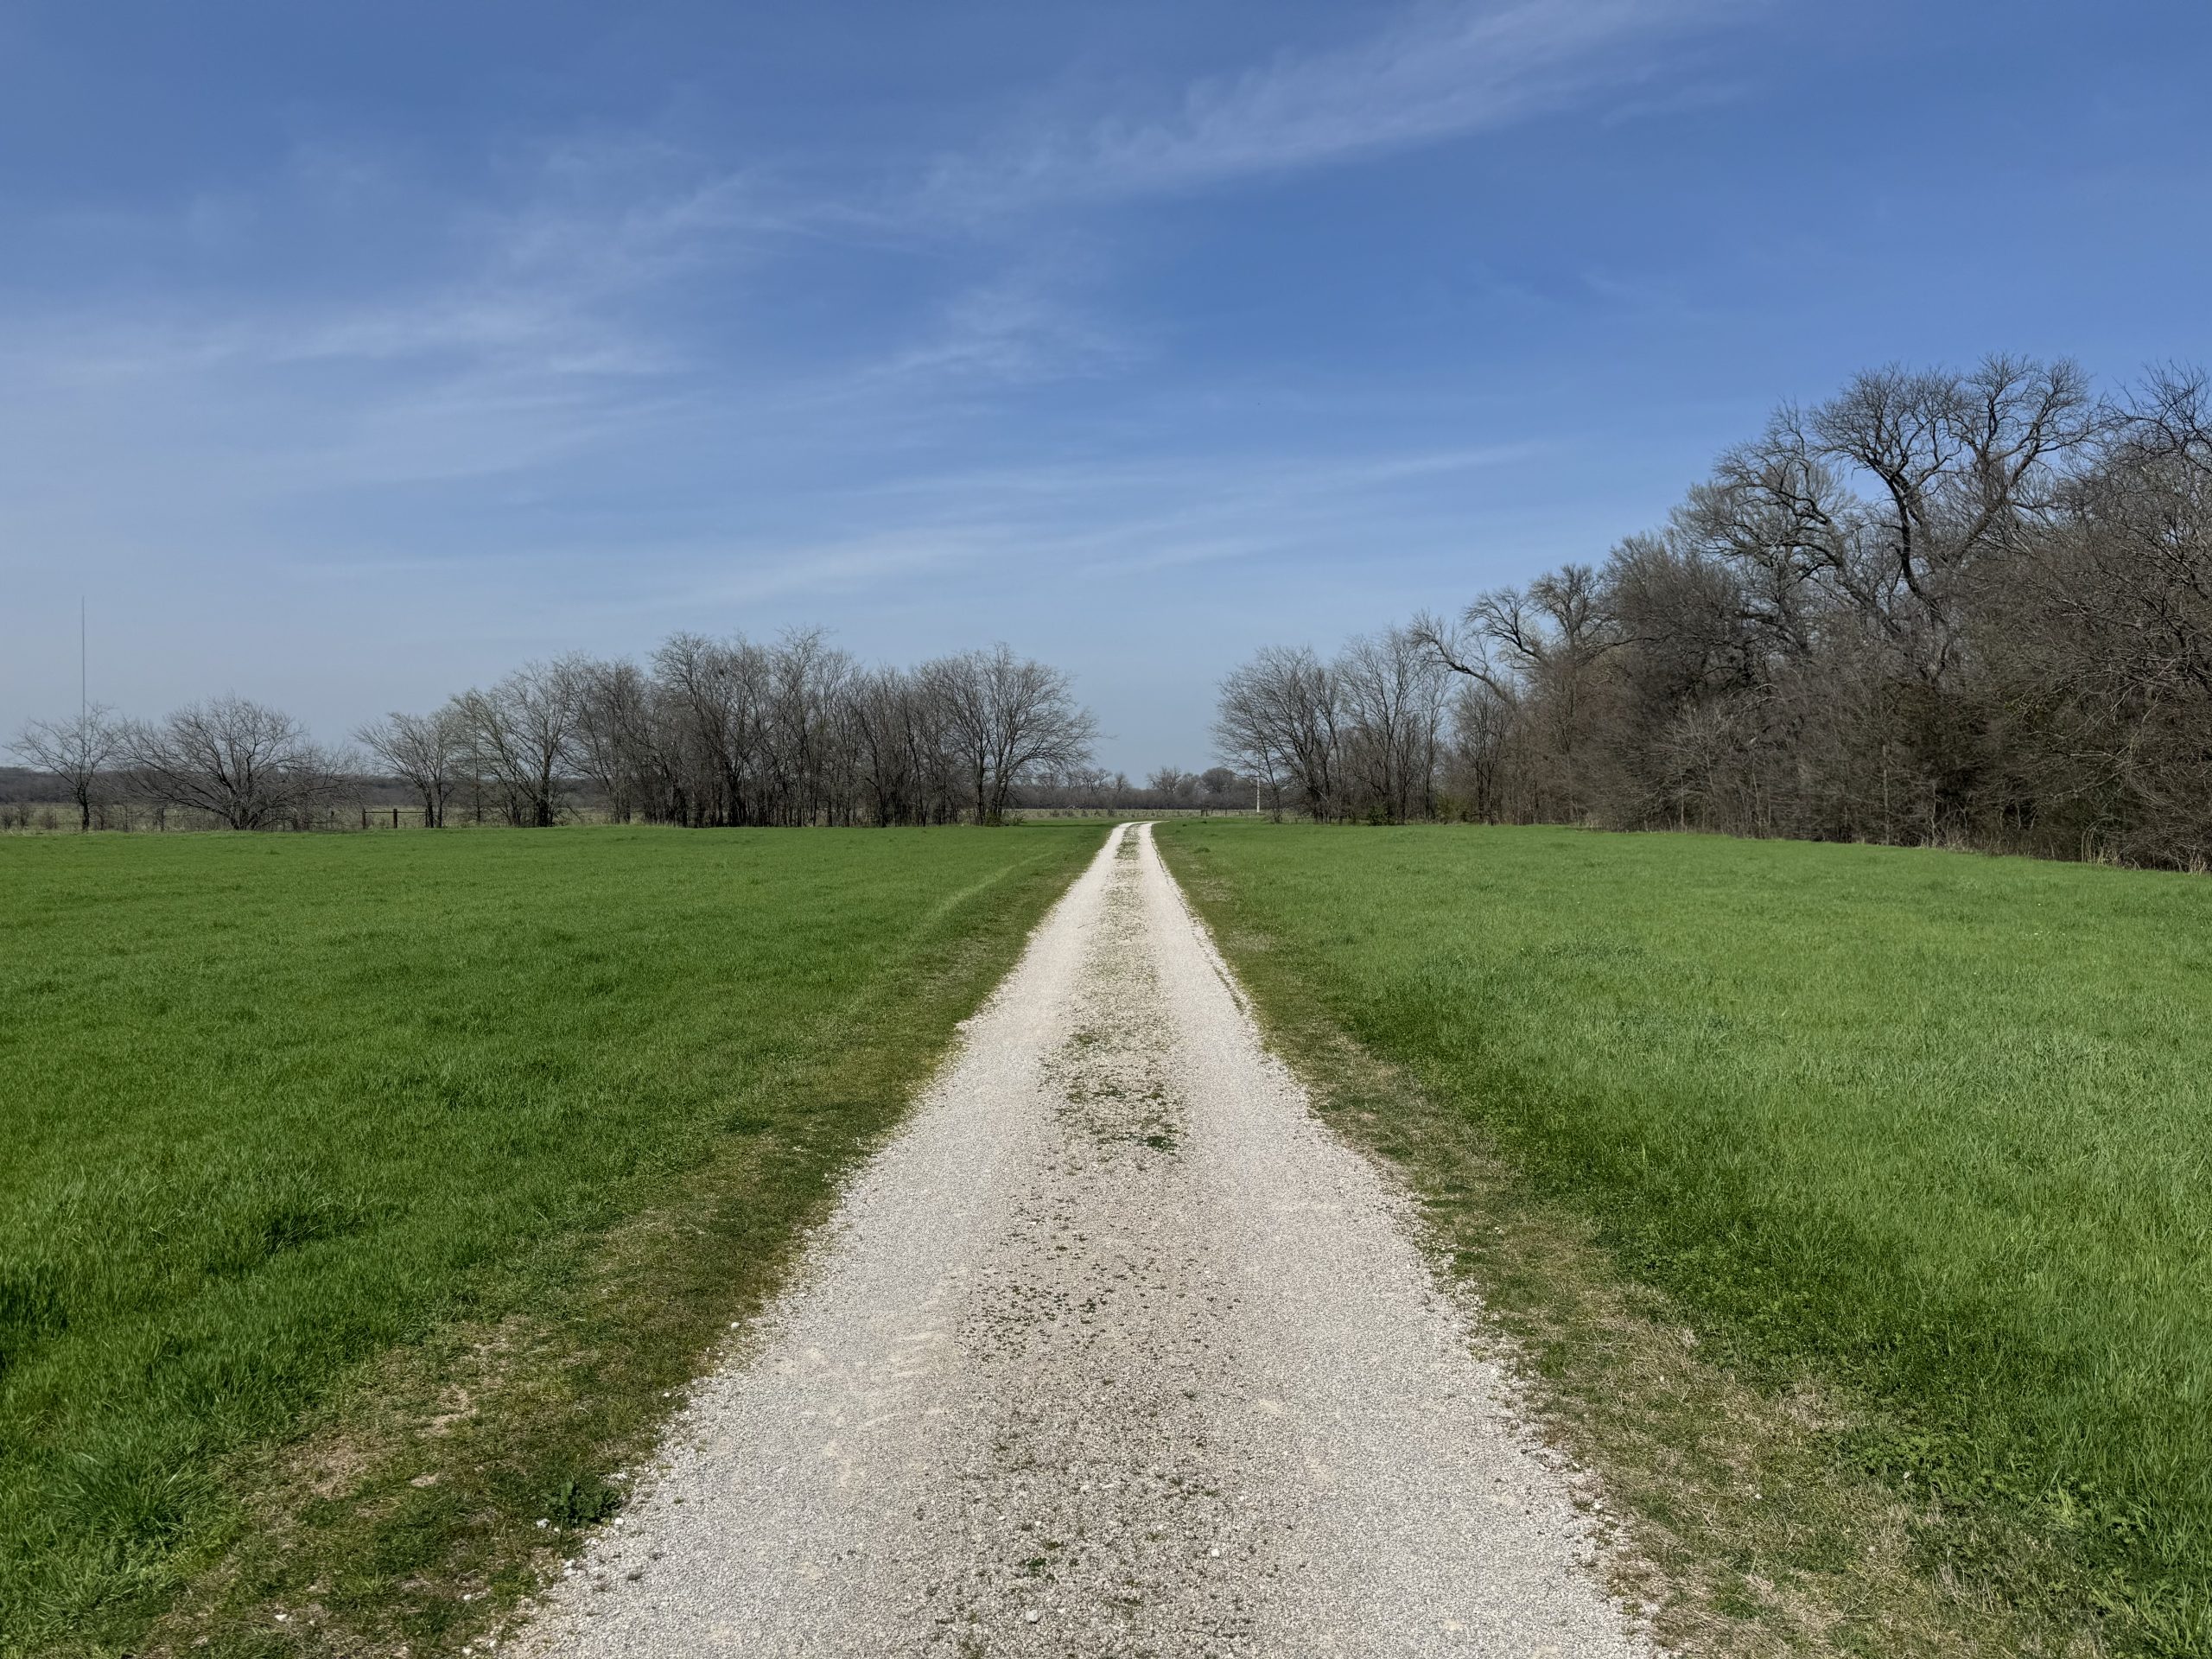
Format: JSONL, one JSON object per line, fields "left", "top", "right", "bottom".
{"left": 516, "top": 823, "right": 1652, "bottom": 1657}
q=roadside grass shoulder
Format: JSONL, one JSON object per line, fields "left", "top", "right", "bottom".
{"left": 0, "top": 823, "right": 1102, "bottom": 1657}
{"left": 1157, "top": 820, "right": 2210, "bottom": 1658}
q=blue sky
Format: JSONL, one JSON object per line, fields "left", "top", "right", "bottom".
{"left": 3, "top": 1, "right": 2209, "bottom": 771}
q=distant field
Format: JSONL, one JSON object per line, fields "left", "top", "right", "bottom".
{"left": 1159, "top": 822, "right": 2212, "bottom": 1656}
{"left": 0, "top": 824, "right": 1102, "bottom": 1656}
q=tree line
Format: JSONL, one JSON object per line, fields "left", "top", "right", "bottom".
{"left": 1215, "top": 357, "right": 2212, "bottom": 869}
{"left": 7, "top": 634, "right": 1097, "bottom": 831}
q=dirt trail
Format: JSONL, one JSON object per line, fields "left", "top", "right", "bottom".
{"left": 518, "top": 823, "right": 1649, "bottom": 1657}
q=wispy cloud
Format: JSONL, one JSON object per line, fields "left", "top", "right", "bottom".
{"left": 0, "top": 136, "right": 802, "bottom": 505}
{"left": 922, "top": 0, "right": 1746, "bottom": 213}
{"left": 857, "top": 252, "right": 1141, "bottom": 389}
{"left": 277, "top": 435, "right": 1554, "bottom": 628}
{"left": 24, "top": 137, "right": 789, "bottom": 380}
{"left": 689, "top": 438, "right": 1558, "bottom": 594}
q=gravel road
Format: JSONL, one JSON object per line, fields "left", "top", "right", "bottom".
{"left": 518, "top": 823, "right": 1650, "bottom": 1657}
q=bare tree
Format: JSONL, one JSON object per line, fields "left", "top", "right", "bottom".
{"left": 1808, "top": 358, "right": 2101, "bottom": 672}
{"left": 1417, "top": 571, "right": 1619, "bottom": 821}
{"left": 1336, "top": 626, "right": 1452, "bottom": 822}
{"left": 450, "top": 661, "right": 582, "bottom": 828}
{"left": 123, "top": 697, "right": 341, "bottom": 830}
{"left": 356, "top": 708, "right": 465, "bottom": 828}
{"left": 851, "top": 665, "right": 959, "bottom": 827}
{"left": 41, "top": 626, "right": 1098, "bottom": 837}
{"left": 1277, "top": 355, "right": 2212, "bottom": 867}
{"left": 1146, "top": 766, "right": 1198, "bottom": 807}
{"left": 760, "top": 630, "right": 858, "bottom": 826}
{"left": 926, "top": 645, "right": 1099, "bottom": 824}
{"left": 1990, "top": 365, "right": 2212, "bottom": 864}
{"left": 1213, "top": 645, "right": 1338, "bottom": 820}
{"left": 651, "top": 632, "right": 766, "bottom": 827}
{"left": 568, "top": 658, "right": 658, "bottom": 824}
{"left": 9, "top": 706, "right": 121, "bottom": 831}
{"left": 1443, "top": 675, "right": 1524, "bottom": 822}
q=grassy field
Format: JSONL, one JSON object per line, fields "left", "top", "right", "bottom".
{"left": 0, "top": 823, "right": 1103, "bottom": 1657}
{"left": 1159, "top": 822, "right": 2212, "bottom": 1657}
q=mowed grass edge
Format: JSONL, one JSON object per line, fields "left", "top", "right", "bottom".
{"left": 1157, "top": 820, "right": 2209, "bottom": 1658}
{"left": 0, "top": 824, "right": 1105, "bottom": 1658}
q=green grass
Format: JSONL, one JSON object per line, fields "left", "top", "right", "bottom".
{"left": 0, "top": 823, "right": 1103, "bottom": 1656}
{"left": 1158, "top": 821, "right": 2212, "bottom": 1657}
